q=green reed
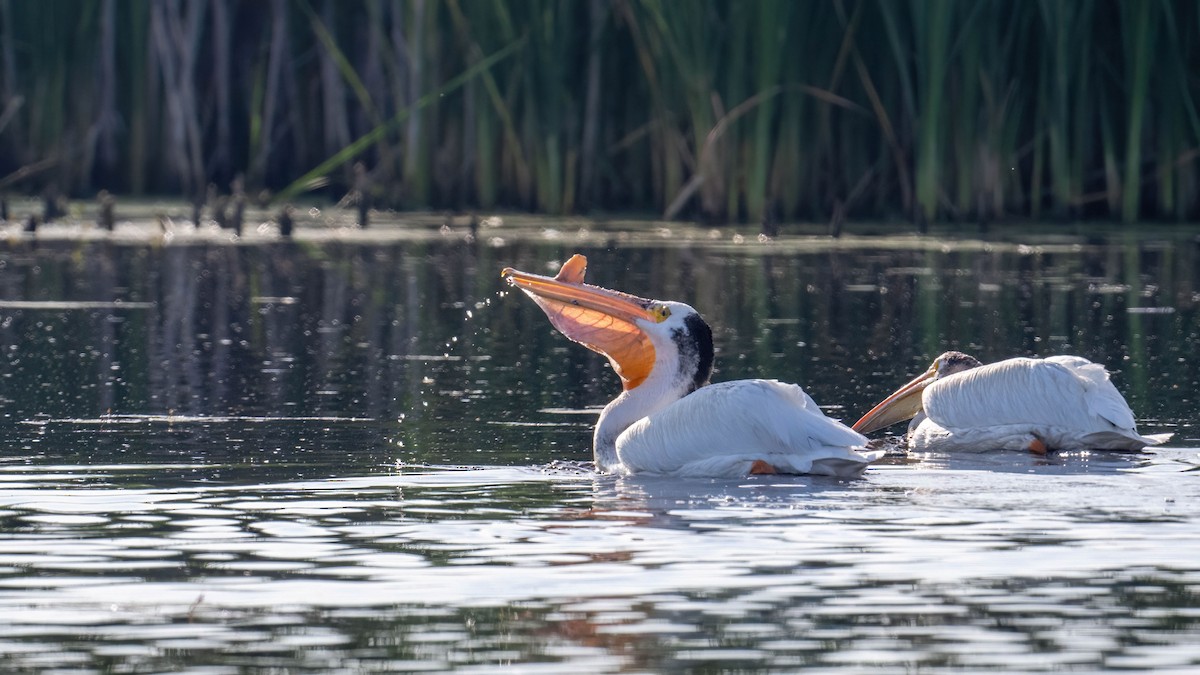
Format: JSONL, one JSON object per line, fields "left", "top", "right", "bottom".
{"left": 1, "top": 0, "right": 1199, "bottom": 224}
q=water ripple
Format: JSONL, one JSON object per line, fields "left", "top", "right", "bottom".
{"left": 0, "top": 450, "right": 1196, "bottom": 671}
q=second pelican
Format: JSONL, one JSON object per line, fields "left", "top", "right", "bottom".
{"left": 502, "top": 254, "right": 881, "bottom": 478}
{"left": 852, "top": 351, "right": 1172, "bottom": 453}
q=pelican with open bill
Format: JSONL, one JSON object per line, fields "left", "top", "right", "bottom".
{"left": 852, "top": 351, "right": 1173, "bottom": 453}
{"left": 502, "top": 254, "right": 882, "bottom": 478}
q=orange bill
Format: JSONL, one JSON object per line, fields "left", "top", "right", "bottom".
{"left": 501, "top": 255, "right": 666, "bottom": 390}
{"left": 851, "top": 364, "right": 938, "bottom": 434}
{"left": 553, "top": 253, "right": 588, "bottom": 283}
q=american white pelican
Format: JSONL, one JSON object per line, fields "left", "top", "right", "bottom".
{"left": 852, "top": 351, "right": 1173, "bottom": 453}
{"left": 502, "top": 254, "right": 881, "bottom": 478}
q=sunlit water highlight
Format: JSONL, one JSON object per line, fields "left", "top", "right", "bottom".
{"left": 0, "top": 213, "right": 1196, "bottom": 671}
{"left": 1, "top": 453, "right": 1199, "bottom": 672}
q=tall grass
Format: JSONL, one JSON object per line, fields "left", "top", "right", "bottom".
{"left": 1, "top": 0, "right": 1199, "bottom": 224}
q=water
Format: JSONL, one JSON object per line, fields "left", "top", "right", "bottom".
{"left": 0, "top": 214, "right": 1198, "bottom": 672}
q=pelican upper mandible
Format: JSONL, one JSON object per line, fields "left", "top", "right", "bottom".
{"left": 852, "top": 351, "right": 1173, "bottom": 453}
{"left": 501, "top": 254, "right": 882, "bottom": 478}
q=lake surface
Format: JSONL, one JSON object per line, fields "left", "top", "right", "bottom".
{"left": 0, "top": 212, "right": 1197, "bottom": 672}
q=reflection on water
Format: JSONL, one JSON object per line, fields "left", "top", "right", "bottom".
{"left": 0, "top": 221, "right": 1197, "bottom": 671}
{"left": 1, "top": 456, "right": 1199, "bottom": 672}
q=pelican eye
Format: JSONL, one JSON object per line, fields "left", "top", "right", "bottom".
{"left": 650, "top": 304, "right": 671, "bottom": 323}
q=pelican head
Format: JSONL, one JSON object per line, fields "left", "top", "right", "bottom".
{"left": 852, "top": 351, "right": 982, "bottom": 434}
{"left": 501, "top": 255, "right": 714, "bottom": 467}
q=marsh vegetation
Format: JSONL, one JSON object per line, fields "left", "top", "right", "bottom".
{"left": 2, "top": 1, "right": 1199, "bottom": 224}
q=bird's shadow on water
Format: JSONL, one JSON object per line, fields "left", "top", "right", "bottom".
{"left": 859, "top": 431, "right": 1183, "bottom": 475}
{"left": 539, "top": 443, "right": 1171, "bottom": 506}
{"left": 530, "top": 441, "right": 1197, "bottom": 526}
{"left": 881, "top": 446, "right": 1164, "bottom": 475}
{"left": 537, "top": 459, "right": 888, "bottom": 530}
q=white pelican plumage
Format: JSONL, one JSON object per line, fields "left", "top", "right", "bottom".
{"left": 502, "top": 254, "right": 881, "bottom": 478}
{"left": 852, "top": 351, "right": 1172, "bottom": 453}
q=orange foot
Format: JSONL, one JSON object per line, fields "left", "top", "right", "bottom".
{"left": 749, "top": 459, "right": 777, "bottom": 475}
{"left": 1027, "top": 438, "right": 1048, "bottom": 455}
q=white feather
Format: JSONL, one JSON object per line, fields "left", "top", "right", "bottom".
{"left": 614, "top": 380, "right": 882, "bottom": 478}
{"left": 912, "top": 356, "right": 1171, "bottom": 452}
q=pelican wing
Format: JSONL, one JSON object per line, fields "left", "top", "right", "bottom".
{"left": 919, "top": 356, "right": 1169, "bottom": 450}
{"left": 615, "top": 380, "right": 880, "bottom": 478}
{"left": 1043, "top": 355, "right": 1137, "bottom": 429}
{"left": 925, "top": 358, "right": 1095, "bottom": 430}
